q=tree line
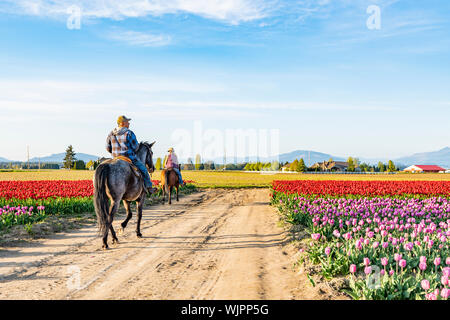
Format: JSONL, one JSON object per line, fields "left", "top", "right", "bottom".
{"left": 12, "top": 147, "right": 399, "bottom": 172}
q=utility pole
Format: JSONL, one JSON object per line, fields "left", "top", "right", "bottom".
{"left": 27, "top": 145, "right": 30, "bottom": 170}
{"left": 223, "top": 148, "right": 226, "bottom": 170}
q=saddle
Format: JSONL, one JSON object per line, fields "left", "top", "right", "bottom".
{"left": 102, "top": 156, "right": 142, "bottom": 179}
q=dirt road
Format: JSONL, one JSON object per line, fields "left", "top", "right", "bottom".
{"left": 0, "top": 189, "right": 332, "bottom": 300}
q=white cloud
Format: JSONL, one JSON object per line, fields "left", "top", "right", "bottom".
{"left": 106, "top": 30, "right": 172, "bottom": 46}
{"left": 2, "top": 0, "right": 275, "bottom": 25}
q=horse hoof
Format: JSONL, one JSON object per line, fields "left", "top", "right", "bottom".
{"left": 102, "top": 244, "right": 109, "bottom": 250}
{"left": 136, "top": 233, "right": 143, "bottom": 238}
{"left": 112, "top": 238, "right": 119, "bottom": 245}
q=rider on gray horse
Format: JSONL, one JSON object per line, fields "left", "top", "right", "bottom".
{"left": 106, "top": 115, "right": 157, "bottom": 195}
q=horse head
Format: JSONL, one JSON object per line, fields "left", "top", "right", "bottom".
{"left": 138, "top": 141, "right": 156, "bottom": 173}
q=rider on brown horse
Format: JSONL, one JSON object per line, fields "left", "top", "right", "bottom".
{"left": 106, "top": 115, "right": 157, "bottom": 195}
{"left": 163, "top": 147, "right": 184, "bottom": 185}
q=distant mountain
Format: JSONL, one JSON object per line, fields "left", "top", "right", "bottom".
{"left": 394, "top": 147, "right": 450, "bottom": 168}
{"left": 4, "top": 147, "right": 448, "bottom": 168}
{"left": 181, "top": 150, "right": 346, "bottom": 166}
{"left": 28, "top": 153, "right": 101, "bottom": 163}
{"left": 276, "top": 150, "right": 345, "bottom": 166}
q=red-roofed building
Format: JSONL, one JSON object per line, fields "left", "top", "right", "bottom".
{"left": 403, "top": 165, "right": 446, "bottom": 173}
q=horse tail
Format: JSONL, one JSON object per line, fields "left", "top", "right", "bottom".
{"left": 94, "top": 163, "right": 110, "bottom": 235}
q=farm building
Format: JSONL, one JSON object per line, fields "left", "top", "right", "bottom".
{"left": 403, "top": 165, "right": 446, "bottom": 173}
{"left": 310, "top": 160, "right": 350, "bottom": 172}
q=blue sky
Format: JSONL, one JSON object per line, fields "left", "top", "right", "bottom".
{"left": 1, "top": 0, "right": 449, "bottom": 162}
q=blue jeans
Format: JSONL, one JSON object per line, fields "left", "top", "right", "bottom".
{"left": 172, "top": 168, "right": 183, "bottom": 184}
{"left": 132, "top": 159, "right": 152, "bottom": 188}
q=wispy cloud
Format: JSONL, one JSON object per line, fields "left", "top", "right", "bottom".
{"left": 0, "top": 78, "right": 400, "bottom": 124}
{"left": 106, "top": 29, "right": 172, "bottom": 47}
{"left": 1, "top": 0, "right": 275, "bottom": 25}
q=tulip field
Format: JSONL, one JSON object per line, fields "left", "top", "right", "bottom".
{"left": 271, "top": 180, "right": 450, "bottom": 300}
{"left": 0, "top": 179, "right": 196, "bottom": 230}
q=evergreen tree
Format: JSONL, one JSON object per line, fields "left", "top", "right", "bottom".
{"left": 63, "top": 145, "right": 76, "bottom": 169}
{"left": 298, "top": 158, "right": 306, "bottom": 172}
{"left": 244, "top": 163, "right": 251, "bottom": 171}
{"left": 73, "top": 160, "right": 85, "bottom": 170}
{"left": 378, "top": 161, "right": 385, "bottom": 172}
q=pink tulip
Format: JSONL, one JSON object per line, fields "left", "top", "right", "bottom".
{"left": 419, "top": 262, "right": 427, "bottom": 271}
{"left": 324, "top": 247, "right": 331, "bottom": 256}
{"left": 364, "top": 266, "right": 372, "bottom": 275}
{"left": 363, "top": 257, "right": 370, "bottom": 266}
{"left": 394, "top": 253, "right": 402, "bottom": 262}
{"left": 350, "top": 264, "right": 356, "bottom": 274}
{"left": 421, "top": 279, "right": 430, "bottom": 290}
{"left": 441, "top": 288, "right": 450, "bottom": 299}
{"left": 446, "top": 257, "right": 450, "bottom": 265}
{"left": 420, "top": 256, "right": 427, "bottom": 264}
{"left": 441, "top": 275, "right": 449, "bottom": 286}
{"left": 434, "top": 257, "right": 441, "bottom": 266}
{"left": 311, "top": 233, "right": 321, "bottom": 241}
{"left": 443, "top": 267, "right": 450, "bottom": 277}
{"left": 425, "top": 293, "right": 437, "bottom": 300}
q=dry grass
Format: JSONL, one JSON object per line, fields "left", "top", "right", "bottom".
{"left": 1, "top": 169, "right": 449, "bottom": 187}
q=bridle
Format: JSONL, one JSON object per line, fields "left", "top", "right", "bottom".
{"left": 143, "top": 143, "right": 155, "bottom": 174}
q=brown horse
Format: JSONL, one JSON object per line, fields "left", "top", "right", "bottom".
{"left": 160, "top": 165, "right": 180, "bottom": 204}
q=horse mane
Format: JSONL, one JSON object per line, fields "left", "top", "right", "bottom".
{"left": 137, "top": 141, "right": 151, "bottom": 153}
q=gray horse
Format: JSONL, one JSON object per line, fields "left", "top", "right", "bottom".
{"left": 93, "top": 141, "right": 156, "bottom": 249}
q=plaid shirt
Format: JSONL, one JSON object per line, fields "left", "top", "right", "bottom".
{"left": 106, "top": 128, "right": 139, "bottom": 161}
